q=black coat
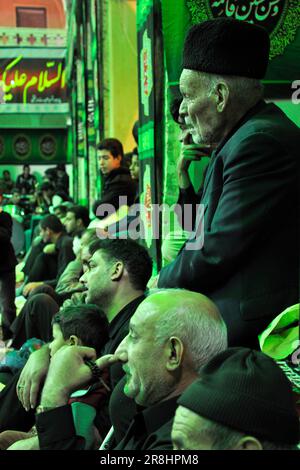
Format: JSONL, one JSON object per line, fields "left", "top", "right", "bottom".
{"left": 93, "top": 167, "right": 136, "bottom": 218}
{"left": 0, "top": 210, "right": 17, "bottom": 273}
{"left": 159, "top": 101, "right": 300, "bottom": 347}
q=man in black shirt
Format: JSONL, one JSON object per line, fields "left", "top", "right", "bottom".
{"left": 0, "top": 239, "right": 152, "bottom": 441}
{"left": 92, "top": 138, "right": 136, "bottom": 219}
{"left": 35, "top": 289, "right": 228, "bottom": 450}
{"left": 16, "top": 164, "right": 36, "bottom": 195}
{"left": 22, "top": 214, "right": 75, "bottom": 294}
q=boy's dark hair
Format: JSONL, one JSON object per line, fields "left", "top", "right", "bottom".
{"left": 67, "top": 205, "right": 90, "bottom": 228}
{"left": 89, "top": 239, "right": 153, "bottom": 291}
{"left": 52, "top": 304, "right": 109, "bottom": 356}
{"left": 98, "top": 138, "right": 124, "bottom": 159}
{"left": 40, "top": 214, "right": 64, "bottom": 233}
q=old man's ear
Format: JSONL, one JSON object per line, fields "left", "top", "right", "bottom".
{"left": 213, "top": 81, "right": 230, "bottom": 113}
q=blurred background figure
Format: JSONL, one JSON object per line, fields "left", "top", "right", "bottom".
{"left": 0, "top": 208, "right": 17, "bottom": 341}
{"left": 16, "top": 165, "right": 37, "bottom": 195}
{"left": 0, "top": 171, "right": 14, "bottom": 194}
{"left": 44, "top": 164, "right": 69, "bottom": 198}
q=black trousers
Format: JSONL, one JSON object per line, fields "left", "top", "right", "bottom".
{"left": 0, "top": 270, "right": 16, "bottom": 340}
{"left": 10, "top": 293, "right": 59, "bottom": 349}
{"left": 22, "top": 241, "right": 46, "bottom": 276}
{"left": 0, "top": 371, "right": 35, "bottom": 432}
{"left": 26, "top": 252, "right": 58, "bottom": 283}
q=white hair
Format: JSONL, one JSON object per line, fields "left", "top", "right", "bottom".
{"left": 153, "top": 289, "right": 228, "bottom": 372}
{"left": 201, "top": 72, "right": 264, "bottom": 108}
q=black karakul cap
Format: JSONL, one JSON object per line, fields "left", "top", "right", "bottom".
{"left": 183, "top": 18, "right": 270, "bottom": 79}
{"left": 178, "top": 348, "right": 300, "bottom": 445}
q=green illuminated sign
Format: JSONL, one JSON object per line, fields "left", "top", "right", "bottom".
{"left": 0, "top": 56, "right": 66, "bottom": 105}
{"left": 187, "top": 0, "right": 300, "bottom": 59}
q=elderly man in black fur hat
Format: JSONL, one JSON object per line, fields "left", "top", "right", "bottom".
{"left": 158, "top": 18, "right": 300, "bottom": 348}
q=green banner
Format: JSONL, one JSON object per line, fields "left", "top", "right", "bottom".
{"left": 137, "top": 0, "right": 164, "bottom": 272}
{"left": 161, "top": 0, "right": 300, "bottom": 99}
{"left": 0, "top": 128, "right": 67, "bottom": 164}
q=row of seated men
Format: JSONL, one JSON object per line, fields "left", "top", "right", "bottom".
{"left": 0, "top": 217, "right": 299, "bottom": 450}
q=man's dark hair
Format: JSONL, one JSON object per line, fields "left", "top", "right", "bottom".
{"left": 40, "top": 214, "right": 64, "bottom": 233}
{"left": 98, "top": 138, "right": 124, "bottom": 159}
{"left": 23, "top": 164, "right": 30, "bottom": 170}
{"left": 41, "top": 181, "right": 55, "bottom": 192}
{"left": 56, "top": 164, "right": 66, "bottom": 172}
{"left": 89, "top": 239, "right": 153, "bottom": 291}
{"left": 51, "top": 304, "right": 109, "bottom": 356}
{"left": 67, "top": 205, "right": 90, "bottom": 228}
{"left": 54, "top": 205, "right": 68, "bottom": 217}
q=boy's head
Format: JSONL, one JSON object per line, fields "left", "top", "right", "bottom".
{"left": 39, "top": 214, "right": 64, "bottom": 243}
{"left": 97, "top": 138, "right": 124, "bottom": 176}
{"left": 49, "top": 304, "right": 109, "bottom": 357}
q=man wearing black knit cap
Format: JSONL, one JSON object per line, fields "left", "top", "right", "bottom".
{"left": 172, "top": 348, "right": 300, "bottom": 450}
{"left": 158, "top": 18, "right": 300, "bottom": 348}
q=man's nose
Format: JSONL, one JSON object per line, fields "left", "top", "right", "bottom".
{"left": 115, "top": 336, "right": 128, "bottom": 360}
{"left": 179, "top": 100, "right": 187, "bottom": 117}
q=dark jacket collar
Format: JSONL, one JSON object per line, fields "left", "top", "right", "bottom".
{"left": 104, "top": 167, "right": 131, "bottom": 181}
{"left": 134, "top": 395, "right": 179, "bottom": 435}
{"left": 215, "top": 99, "right": 267, "bottom": 155}
{"left": 108, "top": 295, "right": 145, "bottom": 340}
{"left": 54, "top": 231, "right": 69, "bottom": 249}
{"left": 202, "top": 100, "right": 268, "bottom": 198}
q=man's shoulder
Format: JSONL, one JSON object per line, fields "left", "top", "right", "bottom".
{"left": 219, "top": 103, "right": 300, "bottom": 162}
{"left": 142, "top": 418, "right": 173, "bottom": 450}
{"left": 59, "top": 234, "right": 73, "bottom": 247}
{"left": 0, "top": 209, "right": 12, "bottom": 224}
{"left": 107, "top": 168, "right": 133, "bottom": 183}
{"left": 233, "top": 102, "right": 300, "bottom": 144}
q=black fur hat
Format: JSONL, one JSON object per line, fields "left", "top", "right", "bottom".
{"left": 178, "top": 348, "right": 300, "bottom": 445}
{"left": 183, "top": 18, "right": 270, "bottom": 79}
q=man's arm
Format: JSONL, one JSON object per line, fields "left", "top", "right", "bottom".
{"left": 16, "top": 344, "right": 51, "bottom": 411}
{"left": 35, "top": 346, "right": 118, "bottom": 450}
{"left": 159, "top": 133, "right": 295, "bottom": 291}
{"left": 55, "top": 259, "right": 84, "bottom": 295}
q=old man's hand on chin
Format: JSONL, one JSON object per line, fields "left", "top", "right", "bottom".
{"left": 39, "top": 345, "right": 119, "bottom": 409}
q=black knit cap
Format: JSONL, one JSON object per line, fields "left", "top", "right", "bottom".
{"left": 178, "top": 348, "right": 300, "bottom": 445}
{"left": 183, "top": 18, "right": 270, "bottom": 79}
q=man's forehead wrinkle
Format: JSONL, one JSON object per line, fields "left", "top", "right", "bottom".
{"left": 132, "top": 300, "right": 162, "bottom": 328}
{"left": 174, "top": 407, "right": 202, "bottom": 435}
